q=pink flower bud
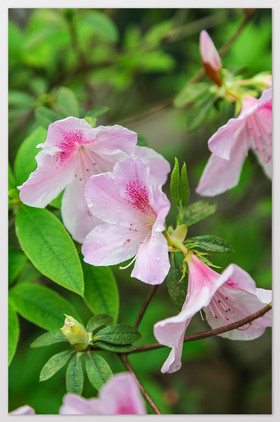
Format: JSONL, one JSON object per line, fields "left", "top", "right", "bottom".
{"left": 199, "top": 30, "right": 222, "bottom": 86}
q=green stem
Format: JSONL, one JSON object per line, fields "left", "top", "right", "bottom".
{"left": 163, "top": 231, "right": 189, "bottom": 256}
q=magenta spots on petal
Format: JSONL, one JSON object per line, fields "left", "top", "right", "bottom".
{"left": 125, "top": 180, "right": 156, "bottom": 218}
{"left": 56, "top": 130, "right": 88, "bottom": 163}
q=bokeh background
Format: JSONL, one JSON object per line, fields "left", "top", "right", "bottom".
{"left": 8, "top": 8, "right": 272, "bottom": 414}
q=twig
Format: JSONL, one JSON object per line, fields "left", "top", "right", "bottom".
{"left": 133, "top": 285, "right": 159, "bottom": 329}
{"left": 118, "top": 10, "right": 255, "bottom": 126}
{"left": 127, "top": 303, "right": 272, "bottom": 354}
{"left": 119, "top": 354, "right": 163, "bottom": 415}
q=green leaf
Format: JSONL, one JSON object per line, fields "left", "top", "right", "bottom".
{"left": 66, "top": 353, "right": 84, "bottom": 395}
{"left": 186, "top": 235, "right": 233, "bottom": 253}
{"left": 49, "top": 191, "right": 63, "bottom": 209}
{"left": 137, "top": 133, "right": 149, "bottom": 146}
{"left": 174, "top": 82, "right": 209, "bottom": 108}
{"left": 94, "top": 341, "right": 135, "bottom": 353}
{"left": 31, "top": 329, "right": 69, "bottom": 348}
{"left": 185, "top": 96, "right": 215, "bottom": 132}
{"left": 170, "top": 157, "right": 180, "bottom": 208}
{"left": 84, "top": 11, "right": 118, "bottom": 43}
{"left": 93, "top": 324, "right": 141, "bottom": 345}
{"left": 85, "top": 351, "right": 112, "bottom": 391}
{"left": 86, "top": 314, "right": 113, "bottom": 334}
{"left": 85, "top": 106, "right": 109, "bottom": 118}
{"left": 83, "top": 263, "right": 119, "bottom": 323}
{"left": 8, "top": 162, "right": 16, "bottom": 190}
{"left": 16, "top": 262, "right": 40, "bottom": 285}
{"left": 9, "top": 90, "right": 35, "bottom": 108}
{"left": 180, "top": 162, "right": 190, "bottom": 208}
{"left": 35, "top": 106, "right": 62, "bottom": 128}
{"left": 57, "top": 87, "right": 80, "bottom": 117}
{"left": 15, "top": 205, "right": 84, "bottom": 296}
{"left": 8, "top": 249, "right": 27, "bottom": 286}
{"left": 183, "top": 200, "right": 217, "bottom": 226}
{"left": 40, "top": 350, "right": 73, "bottom": 382}
{"left": 9, "top": 283, "right": 80, "bottom": 331}
{"left": 166, "top": 252, "right": 188, "bottom": 308}
{"left": 8, "top": 301, "right": 19, "bottom": 365}
{"left": 14, "top": 126, "right": 47, "bottom": 186}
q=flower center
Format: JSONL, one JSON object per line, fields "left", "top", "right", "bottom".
{"left": 125, "top": 180, "right": 157, "bottom": 219}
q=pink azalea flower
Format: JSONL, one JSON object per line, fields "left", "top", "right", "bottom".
{"left": 10, "top": 405, "right": 35, "bottom": 415}
{"left": 196, "top": 88, "right": 272, "bottom": 196}
{"left": 59, "top": 373, "right": 146, "bottom": 414}
{"left": 154, "top": 253, "right": 272, "bottom": 374}
{"left": 199, "top": 30, "right": 222, "bottom": 86}
{"left": 18, "top": 117, "right": 137, "bottom": 242}
{"left": 82, "top": 155, "right": 171, "bottom": 285}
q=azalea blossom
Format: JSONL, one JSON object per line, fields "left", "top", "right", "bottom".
{"left": 196, "top": 88, "right": 272, "bottom": 196}
{"left": 199, "top": 30, "right": 222, "bottom": 86}
{"left": 154, "top": 253, "right": 272, "bottom": 374}
{"left": 18, "top": 117, "right": 137, "bottom": 242}
{"left": 60, "top": 373, "right": 146, "bottom": 414}
{"left": 10, "top": 405, "right": 35, "bottom": 415}
{"left": 82, "top": 155, "right": 171, "bottom": 285}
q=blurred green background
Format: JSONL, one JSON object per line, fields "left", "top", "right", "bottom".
{"left": 8, "top": 8, "right": 272, "bottom": 414}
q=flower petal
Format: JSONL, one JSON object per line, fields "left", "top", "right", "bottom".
{"left": 10, "top": 405, "right": 35, "bottom": 415}
{"left": 46, "top": 117, "right": 93, "bottom": 147}
{"left": 82, "top": 223, "right": 140, "bottom": 266}
{"left": 199, "top": 30, "right": 222, "bottom": 71}
{"left": 132, "top": 146, "right": 171, "bottom": 186}
{"left": 131, "top": 231, "right": 170, "bottom": 285}
{"left": 90, "top": 124, "right": 137, "bottom": 158}
{"left": 59, "top": 394, "right": 104, "bottom": 415}
{"left": 99, "top": 373, "right": 146, "bottom": 414}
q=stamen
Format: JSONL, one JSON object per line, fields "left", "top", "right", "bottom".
{"left": 211, "top": 297, "right": 230, "bottom": 323}
{"left": 200, "top": 310, "right": 205, "bottom": 321}
{"left": 119, "top": 232, "right": 151, "bottom": 270}
{"left": 208, "top": 302, "right": 218, "bottom": 319}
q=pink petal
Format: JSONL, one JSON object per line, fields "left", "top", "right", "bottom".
{"left": 61, "top": 179, "right": 101, "bottom": 243}
{"left": 199, "top": 30, "right": 222, "bottom": 71}
{"left": 10, "top": 405, "right": 35, "bottom": 415}
{"left": 99, "top": 373, "right": 146, "bottom": 414}
{"left": 131, "top": 231, "right": 170, "bottom": 285}
{"left": 18, "top": 147, "right": 75, "bottom": 208}
{"left": 46, "top": 117, "right": 94, "bottom": 147}
{"left": 132, "top": 146, "right": 171, "bottom": 186}
{"left": 82, "top": 223, "right": 140, "bottom": 266}
{"left": 196, "top": 141, "right": 248, "bottom": 196}
{"left": 59, "top": 394, "right": 104, "bottom": 415}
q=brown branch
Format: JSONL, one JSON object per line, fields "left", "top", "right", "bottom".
{"left": 118, "top": 10, "right": 255, "bottom": 126}
{"left": 127, "top": 303, "right": 272, "bottom": 354}
{"left": 133, "top": 285, "right": 159, "bottom": 329}
{"left": 119, "top": 354, "right": 162, "bottom": 415}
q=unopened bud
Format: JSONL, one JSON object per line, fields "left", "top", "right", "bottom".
{"left": 199, "top": 30, "right": 222, "bottom": 86}
{"left": 60, "top": 315, "right": 89, "bottom": 351}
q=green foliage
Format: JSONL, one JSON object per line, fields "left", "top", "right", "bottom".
{"left": 82, "top": 11, "right": 119, "bottom": 43}
{"left": 85, "top": 106, "right": 109, "bottom": 118}
{"left": 174, "top": 82, "right": 210, "bottom": 108}
{"left": 180, "top": 162, "right": 190, "bottom": 208}
{"left": 85, "top": 351, "right": 112, "bottom": 391}
{"left": 183, "top": 200, "right": 217, "bottom": 226}
{"left": 8, "top": 249, "right": 27, "bottom": 286}
{"left": 185, "top": 96, "right": 215, "bottom": 132}
{"left": 166, "top": 252, "right": 188, "bottom": 308}
{"left": 137, "top": 133, "right": 149, "bottom": 146}
{"left": 66, "top": 353, "right": 84, "bottom": 394}
{"left": 86, "top": 314, "right": 113, "bottom": 334}
{"left": 93, "top": 342, "right": 135, "bottom": 353}
{"left": 170, "top": 157, "right": 180, "bottom": 208}
{"left": 15, "top": 205, "right": 84, "bottom": 296}
{"left": 35, "top": 106, "right": 62, "bottom": 128}
{"left": 93, "top": 324, "right": 141, "bottom": 345}
{"left": 40, "top": 350, "right": 74, "bottom": 382}
{"left": 9, "top": 283, "right": 80, "bottom": 331}
{"left": 8, "top": 162, "right": 16, "bottom": 190}
{"left": 8, "top": 302, "right": 19, "bottom": 365}
{"left": 83, "top": 263, "right": 119, "bottom": 323}
{"left": 56, "top": 87, "right": 80, "bottom": 117}
{"left": 186, "top": 235, "right": 233, "bottom": 253}
{"left": 14, "top": 127, "right": 47, "bottom": 186}
{"left": 31, "top": 330, "right": 69, "bottom": 348}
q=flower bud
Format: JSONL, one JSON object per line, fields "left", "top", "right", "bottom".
{"left": 61, "top": 315, "right": 89, "bottom": 351}
{"left": 199, "top": 30, "right": 222, "bottom": 86}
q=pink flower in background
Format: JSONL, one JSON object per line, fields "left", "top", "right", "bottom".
{"left": 199, "top": 30, "right": 222, "bottom": 86}
{"left": 82, "top": 155, "right": 171, "bottom": 285}
{"left": 196, "top": 88, "right": 272, "bottom": 196}
{"left": 18, "top": 117, "right": 137, "bottom": 242}
{"left": 10, "top": 405, "right": 35, "bottom": 415}
{"left": 154, "top": 253, "right": 272, "bottom": 374}
{"left": 60, "top": 373, "right": 146, "bottom": 414}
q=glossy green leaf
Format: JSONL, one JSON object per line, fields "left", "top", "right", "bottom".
{"left": 94, "top": 341, "right": 135, "bottom": 353}
{"left": 170, "top": 157, "right": 180, "bottom": 208}
{"left": 49, "top": 191, "right": 63, "bottom": 209}
{"left": 8, "top": 249, "right": 27, "bottom": 286}
{"left": 8, "top": 301, "right": 19, "bottom": 365}
{"left": 186, "top": 235, "right": 233, "bottom": 253}
{"left": 83, "top": 263, "right": 119, "bottom": 323}
{"left": 86, "top": 314, "right": 113, "bottom": 334}
{"left": 66, "top": 353, "right": 84, "bottom": 395}
{"left": 9, "top": 283, "right": 80, "bottom": 331}
{"left": 183, "top": 201, "right": 217, "bottom": 226}
{"left": 40, "top": 350, "right": 73, "bottom": 382}
{"left": 14, "top": 126, "right": 47, "bottom": 185}
{"left": 174, "top": 82, "right": 209, "bottom": 108}
{"left": 31, "top": 329, "right": 69, "bottom": 348}
{"left": 35, "top": 106, "right": 62, "bottom": 128}
{"left": 57, "top": 87, "right": 80, "bottom": 117}
{"left": 85, "top": 351, "right": 112, "bottom": 391}
{"left": 85, "top": 106, "right": 109, "bottom": 118}
{"left": 180, "top": 162, "right": 190, "bottom": 208}
{"left": 16, "top": 205, "right": 84, "bottom": 296}
{"left": 166, "top": 252, "right": 188, "bottom": 308}
{"left": 93, "top": 324, "right": 141, "bottom": 345}
{"left": 16, "top": 261, "right": 40, "bottom": 285}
